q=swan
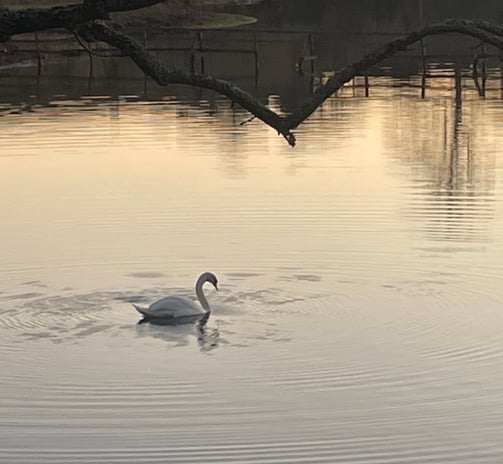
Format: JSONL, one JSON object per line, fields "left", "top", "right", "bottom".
{"left": 132, "top": 272, "right": 218, "bottom": 324}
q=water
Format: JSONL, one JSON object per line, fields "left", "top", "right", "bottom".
{"left": 2, "top": 76, "right": 503, "bottom": 463}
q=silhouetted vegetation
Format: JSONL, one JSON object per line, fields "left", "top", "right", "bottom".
{"left": 245, "top": 0, "right": 503, "bottom": 31}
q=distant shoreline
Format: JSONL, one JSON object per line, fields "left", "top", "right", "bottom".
{"left": 0, "top": 1, "right": 258, "bottom": 30}
{"left": 0, "top": 0, "right": 262, "bottom": 8}
{"left": 0, "top": 1, "right": 259, "bottom": 69}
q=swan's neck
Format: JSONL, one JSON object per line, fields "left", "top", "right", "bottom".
{"left": 195, "top": 279, "right": 210, "bottom": 311}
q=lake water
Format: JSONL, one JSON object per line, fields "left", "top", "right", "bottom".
{"left": 2, "top": 71, "right": 503, "bottom": 463}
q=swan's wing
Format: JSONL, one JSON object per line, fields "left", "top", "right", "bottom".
{"left": 147, "top": 295, "right": 205, "bottom": 318}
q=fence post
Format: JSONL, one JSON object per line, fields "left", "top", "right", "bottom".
{"left": 254, "top": 31, "right": 259, "bottom": 83}
{"left": 308, "top": 33, "right": 315, "bottom": 75}
{"left": 143, "top": 30, "right": 149, "bottom": 96}
{"left": 363, "top": 33, "right": 369, "bottom": 97}
{"left": 418, "top": 0, "right": 427, "bottom": 98}
{"left": 34, "top": 32, "right": 42, "bottom": 77}
{"left": 198, "top": 31, "right": 205, "bottom": 74}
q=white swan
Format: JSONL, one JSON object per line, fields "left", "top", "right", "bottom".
{"left": 132, "top": 272, "right": 218, "bottom": 324}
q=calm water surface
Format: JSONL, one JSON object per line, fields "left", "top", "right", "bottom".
{"left": 2, "top": 82, "right": 503, "bottom": 463}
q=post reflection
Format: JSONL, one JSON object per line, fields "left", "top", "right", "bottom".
{"left": 380, "top": 68, "right": 496, "bottom": 246}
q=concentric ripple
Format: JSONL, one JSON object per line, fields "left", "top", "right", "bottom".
{"left": 2, "top": 83, "right": 503, "bottom": 464}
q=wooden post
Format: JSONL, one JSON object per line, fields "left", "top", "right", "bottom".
{"left": 86, "top": 39, "right": 93, "bottom": 92}
{"left": 473, "top": 44, "right": 487, "bottom": 97}
{"left": 88, "top": 42, "right": 93, "bottom": 79}
{"left": 418, "top": 0, "right": 427, "bottom": 98}
{"left": 298, "top": 33, "right": 317, "bottom": 76}
{"left": 420, "top": 38, "right": 427, "bottom": 99}
{"left": 254, "top": 31, "right": 259, "bottom": 83}
{"left": 143, "top": 30, "right": 148, "bottom": 96}
{"left": 190, "top": 35, "right": 196, "bottom": 73}
{"left": 363, "top": 33, "right": 369, "bottom": 97}
{"left": 34, "top": 32, "right": 42, "bottom": 77}
{"left": 198, "top": 31, "right": 205, "bottom": 74}
{"left": 481, "top": 42, "right": 487, "bottom": 97}
{"left": 455, "top": 64, "right": 462, "bottom": 108}
{"left": 308, "top": 33, "right": 315, "bottom": 75}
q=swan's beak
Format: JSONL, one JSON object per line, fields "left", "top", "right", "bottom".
{"left": 214, "top": 283, "right": 219, "bottom": 291}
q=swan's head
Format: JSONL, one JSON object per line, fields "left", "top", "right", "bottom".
{"left": 200, "top": 272, "right": 218, "bottom": 291}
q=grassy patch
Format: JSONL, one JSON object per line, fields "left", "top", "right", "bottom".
{"left": 1, "top": 1, "right": 256, "bottom": 29}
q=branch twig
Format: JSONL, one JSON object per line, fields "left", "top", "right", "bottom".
{"left": 73, "top": 29, "right": 117, "bottom": 57}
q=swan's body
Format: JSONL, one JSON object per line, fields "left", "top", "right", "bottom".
{"left": 136, "top": 296, "right": 204, "bottom": 318}
{"left": 133, "top": 272, "right": 218, "bottom": 324}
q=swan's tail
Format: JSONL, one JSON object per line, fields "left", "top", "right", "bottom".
{"left": 132, "top": 303, "right": 148, "bottom": 316}
{"left": 132, "top": 303, "right": 151, "bottom": 324}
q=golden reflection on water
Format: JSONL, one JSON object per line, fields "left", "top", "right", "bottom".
{"left": 0, "top": 91, "right": 502, "bottom": 293}
{"left": 2, "top": 86, "right": 503, "bottom": 463}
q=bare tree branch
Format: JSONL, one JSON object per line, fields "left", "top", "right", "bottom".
{"left": 81, "top": 18, "right": 503, "bottom": 146}
{"left": 285, "top": 19, "right": 503, "bottom": 129}
{"left": 0, "top": 0, "right": 164, "bottom": 41}
{"left": 80, "top": 20, "right": 293, "bottom": 142}
{"left": 3, "top": 2, "right": 503, "bottom": 146}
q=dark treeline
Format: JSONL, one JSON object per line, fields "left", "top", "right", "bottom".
{"left": 237, "top": 0, "right": 503, "bottom": 31}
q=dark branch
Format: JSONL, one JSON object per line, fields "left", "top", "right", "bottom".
{"left": 3, "top": 7, "right": 503, "bottom": 146}
{"left": 80, "top": 20, "right": 292, "bottom": 141}
{"left": 285, "top": 19, "right": 503, "bottom": 129}
{"left": 0, "top": 0, "right": 163, "bottom": 42}
{"left": 81, "top": 18, "right": 503, "bottom": 146}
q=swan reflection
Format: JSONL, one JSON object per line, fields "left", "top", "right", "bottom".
{"left": 135, "top": 314, "right": 220, "bottom": 352}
